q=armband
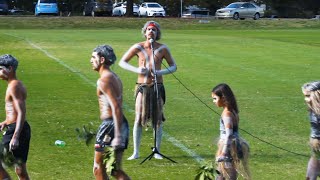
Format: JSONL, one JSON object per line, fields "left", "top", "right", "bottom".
{"left": 156, "top": 64, "right": 177, "bottom": 76}
{"left": 119, "top": 60, "right": 142, "bottom": 74}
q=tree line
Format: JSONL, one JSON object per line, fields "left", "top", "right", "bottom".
{"left": 8, "top": 0, "right": 320, "bottom": 18}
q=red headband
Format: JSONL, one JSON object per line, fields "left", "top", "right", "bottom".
{"left": 147, "top": 23, "right": 158, "bottom": 30}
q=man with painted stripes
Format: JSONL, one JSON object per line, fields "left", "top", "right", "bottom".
{"left": 119, "top": 21, "right": 177, "bottom": 160}
{"left": 90, "top": 45, "right": 130, "bottom": 179}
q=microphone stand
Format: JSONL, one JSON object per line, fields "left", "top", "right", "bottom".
{"left": 140, "top": 39, "right": 177, "bottom": 164}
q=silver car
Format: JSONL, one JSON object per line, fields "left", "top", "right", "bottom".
{"left": 215, "top": 2, "right": 264, "bottom": 20}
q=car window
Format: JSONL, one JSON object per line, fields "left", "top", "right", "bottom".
{"left": 248, "top": 3, "right": 256, "bottom": 8}
{"left": 147, "top": 3, "right": 160, "bottom": 8}
{"left": 241, "top": 4, "right": 248, "bottom": 8}
{"left": 40, "top": 0, "right": 57, "bottom": 3}
{"left": 226, "top": 3, "right": 241, "bottom": 8}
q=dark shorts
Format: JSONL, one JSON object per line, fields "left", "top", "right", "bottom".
{"left": 2, "top": 121, "right": 31, "bottom": 163}
{"left": 94, "top": 116, "right": 129, "bottom": 152}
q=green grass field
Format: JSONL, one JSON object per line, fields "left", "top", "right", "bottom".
{"left": 0, "top": 17, "right": 320, "bottom": 179}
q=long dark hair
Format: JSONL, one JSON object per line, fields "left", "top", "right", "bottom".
{"left": 212, "top": 83, "right": 239, "bottom": 114}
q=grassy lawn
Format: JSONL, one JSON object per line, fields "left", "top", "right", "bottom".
{"left": 0, "top": 16, "right": 319, "bottom": 179}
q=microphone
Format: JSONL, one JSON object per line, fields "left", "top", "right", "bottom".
{"left": 149, "top": 38, "right": 154, "bottom": 50}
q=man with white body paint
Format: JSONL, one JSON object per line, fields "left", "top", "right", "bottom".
{"left": 119, "top": 21, "right": 177, "bottom": 160}
{"left": 0, "top": 54, "right": 31, "bottom": 180}
{"left": 91, "top": 45, "right": 130, "bottom": 180}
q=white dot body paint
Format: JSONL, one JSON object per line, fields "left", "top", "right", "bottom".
{"left": 0, "top": 66, "right": 10, "bottom": 79}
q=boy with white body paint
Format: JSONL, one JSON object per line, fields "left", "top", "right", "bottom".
{"left": 90, "top": 45, "right": 130, "bottom": 180}
{"left": 119, "top": 21, "right": 177, "bottom": 160}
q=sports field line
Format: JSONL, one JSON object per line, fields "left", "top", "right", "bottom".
{"left": 5, "top": 33, "right": 205, "bottom": 165}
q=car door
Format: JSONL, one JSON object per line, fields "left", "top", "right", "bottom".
{"left": 247, "top": 3, "right": 257, "bottom": 17}
{"left": 239, "top": 3, "right": 249, "bottom": 18}
{"left": 139, "top": 3, "right": 146, "bottom": 16}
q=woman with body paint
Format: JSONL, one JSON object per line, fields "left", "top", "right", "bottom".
{"left": 211, "top": 83, "right": 250, "bottom": 180}
{"left": 302, "top": 81, "right": 320, "bottom": 180}
{"left": 119, "top": 21, "right": 177, "bottom": 160}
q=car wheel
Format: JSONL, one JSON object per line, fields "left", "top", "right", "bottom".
{"left": 233, "top": 13, "right": 239, "bottom": 20}
{"left": 91, "top": 11, "right": 95, "bottom": 17}
{"left": 253, "top": 13, "right": 260, "bottom": 20}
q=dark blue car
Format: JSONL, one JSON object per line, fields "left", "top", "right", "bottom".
{"left": 0, "top": 0, "right": 8, "bottom": 15}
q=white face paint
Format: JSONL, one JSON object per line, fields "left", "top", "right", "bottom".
{"left": 303, "top": 90, "right": 311, "bottom": 103}
{"left": 0, "top": 66, "right": 10, "bottom": 79}
{"left": 90, "top": 52, "right": 101, "bottom": 70}
{"left": 146, "top": 26, "right": 157, "bottom": 40}
{"left": 212, "top": 93, "right": 224, "bottom": 107}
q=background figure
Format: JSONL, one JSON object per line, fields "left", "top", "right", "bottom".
{"left": 211, "top": 83, "right": 250, "bottom": 180}
{"left": 0, "top": 54, "right": 31, "bottom": 180}
{"left": 302, "top": 81, "right": 320, "bottom": 180}
{"left": 90, "top": 45, "right": 130, "bottom": 180}
{"left": 119, "top": 21, "right": 177, "bottom": 160}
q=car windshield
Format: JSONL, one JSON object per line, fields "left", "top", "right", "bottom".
{"left": 40, "top": 0, "right": 57, "bottom": 3}
{"left": 226, "top": 3, "right": 242, "bottom": 8}
{"left": 147, "top": 3, "right": 160, "bottom": 8}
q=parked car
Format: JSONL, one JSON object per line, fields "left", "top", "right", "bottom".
{"left": 112, "top": 2, "right": 138, "bottom": 16}
{"left": 34, "top": 0, "right": 59, "bottom": 16}
{"left": 83, "top": 0, "right": 113, "bottom": 17}
{"left": 215, "top": 2, "right": 264, "bottom": 20}
{"left": 182, "top": 9, "right": 210, "bottom": 18}
{"left": 138, "top": 2, "right": 165, "bottom": 17}
{"left": 0, "top": 0, "right": 8, "bottom": 15}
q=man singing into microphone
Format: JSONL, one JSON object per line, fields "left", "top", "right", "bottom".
{"left": 119, "top": 21, "right": 177, "bottom": 160}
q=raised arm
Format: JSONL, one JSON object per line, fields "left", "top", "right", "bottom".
{"left": 156, "top": 45, "right": 177, "bottom": 76}
{"left": 119, "top": 44, "right": 147, "bottom": 75}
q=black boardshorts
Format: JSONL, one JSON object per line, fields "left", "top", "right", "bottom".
{"left": 2, "top": 121, "right": 31, "bottom": 163}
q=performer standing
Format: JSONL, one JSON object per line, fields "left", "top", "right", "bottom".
{"left": 302, "top": 81, "right": 320, "bottom": 180}
{"left": 211, "top": 83, "right": 250, "bottom": 180}
{"left": 0, "top": 54, "right": 31, "bottom": 180}
{"left": 90, "top": 45, "right": 130, "bottom": 180}
{"left": 119, "top": 21, "right": 177, "bottom": 160}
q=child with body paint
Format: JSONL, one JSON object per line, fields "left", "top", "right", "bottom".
{"left": 119, "top": 21, "right": 177, "bottom": 160}
{"left": 211, "top": 83, "right": 250, "bottom": 180}
{"left": 302, "top": 81, "right": 320, "bottom": 180}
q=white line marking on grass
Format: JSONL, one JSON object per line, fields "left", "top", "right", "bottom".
{"left": 27, "top": 40, "right": 96, "bottom": 87}
{"left": 5, "top": 33, "right": 205, "bottom": 165}
{"left": 163, "top": 132, "right": 204, "bottom": 164}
